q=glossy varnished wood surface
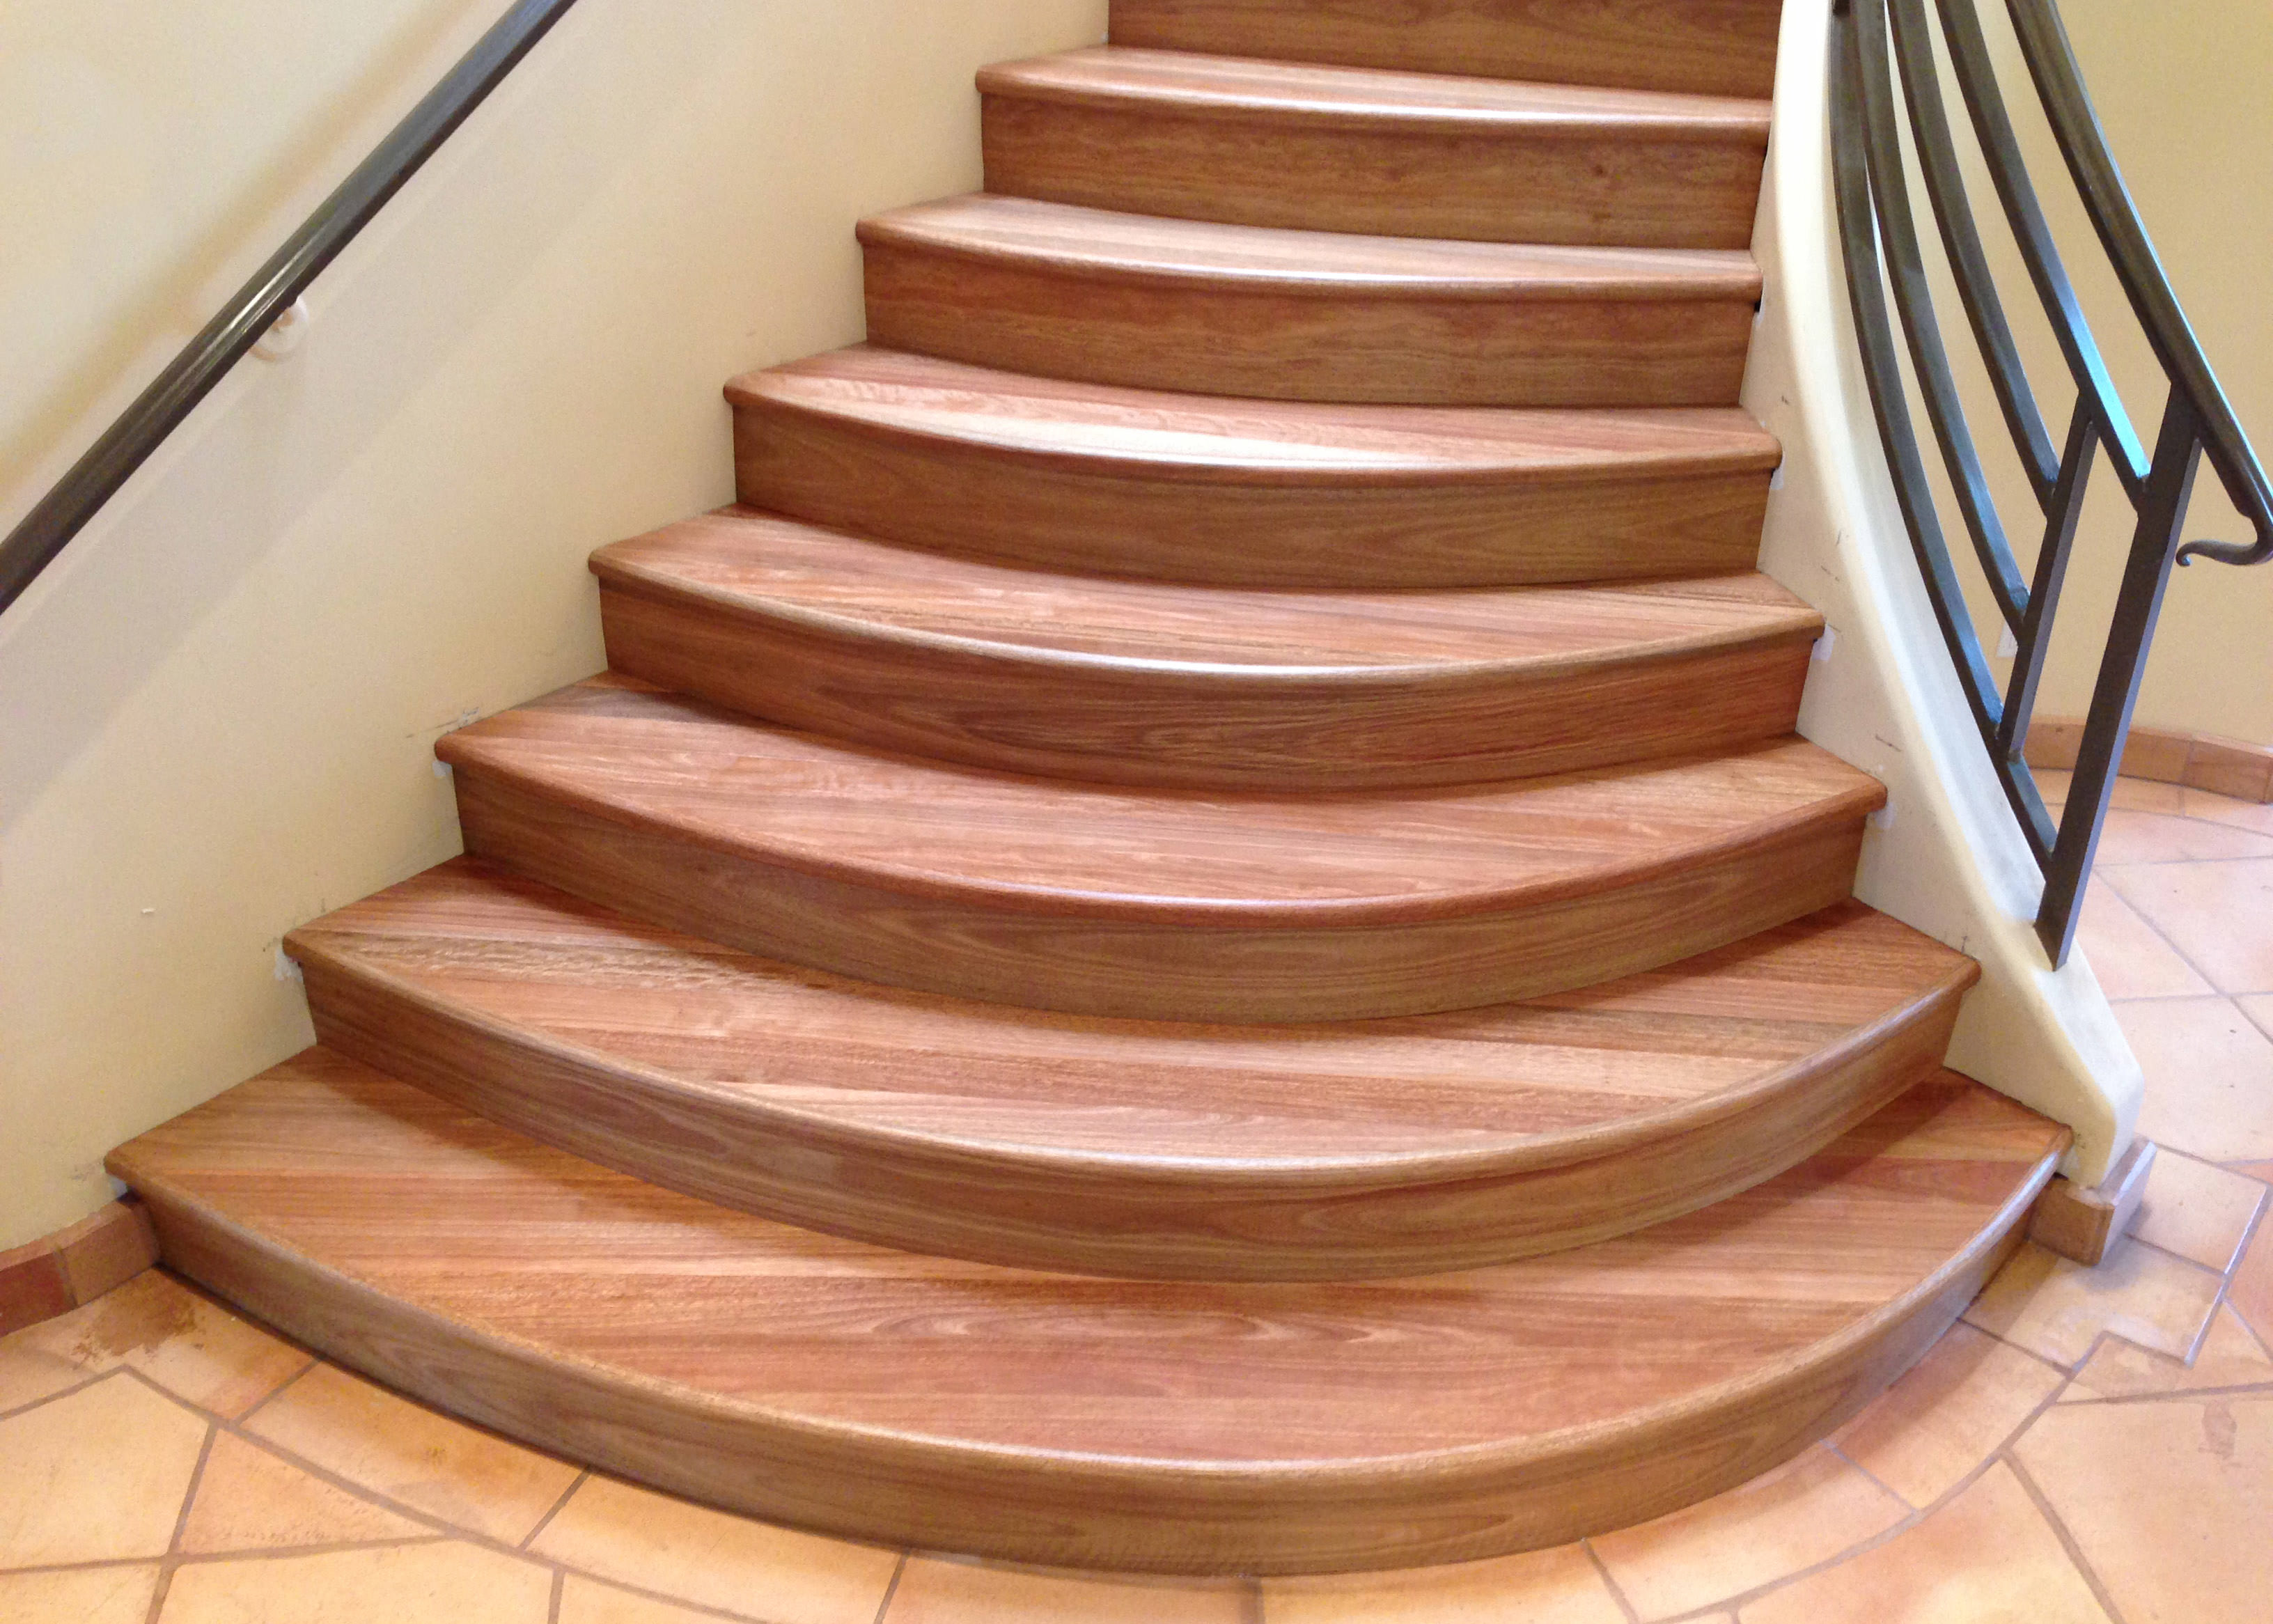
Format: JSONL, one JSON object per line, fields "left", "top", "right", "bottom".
{"left": 435, "top": 676, "right": 1882, "bottom": 1020}
{"left": 1108, "top": 0, "right": 1786, "bottom": 100}
{"left": 860, "top": 196, "right": 1763, "bottom": 406}
{"left": 979, "top": 49, "right": 1772, "bottom": 249}
{"left": 592, "top": 508, "right": 1820, "bottom": 787}
{"left": 111, "top": 1055, "right": 2065, "bottom": 1572}
{"left": 733, "top": 348, "right": 1783, "bottom": 586}
{"left": 291, "top": 859, "right": 1978, "bottom": 1279}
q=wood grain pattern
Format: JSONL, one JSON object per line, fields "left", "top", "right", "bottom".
{"left": 435, "top": 677, "right": 1883, "bottom": 1022}
{"left": 1108, "top": 0, "right": 1786, "bottom": 100}
{"left": 109, "top": 1055, "right": 2067, "bottom": 1573}
{"left": 290, "top": 859, "right": 1978, "bottom": 1281}
{"left": 980, "top": 49, "right": 1772, "bottom": 249}
{"left": 860, "top": 196, "right": 1763, "bottom": 406}
{"left": 733, "top": 348, "right": 1782, "bottom": 586}
{"left": 592, "top": 508, "right": 1820, "bottom": 788}
{"left": 2029, "top": 1139, "right": 2157, "bottom": 1266}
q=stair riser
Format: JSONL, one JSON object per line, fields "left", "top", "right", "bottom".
{"left": 299, "top": 944, "right": 1969, "bottom": 1280}
{"left": 1107, "top": 0, "right": 1783, "bottom": 100}
{"left": 861, "top": 240, "right": 1758, "bottom": 407}
{"left": 733, "top": 402, "right": 1777, "bottom": 588}
{"left": 448, "top": 764, "right": 1873, "bottom": 1022}
{"left": 596, "top": 579, "right": 1817, "bottom": 789}
{"left": 982, "top": 95, "right": 1768, "bottom": 250}
{"left": 123, "top": 1159, "right": 2047, "bottom": 1575}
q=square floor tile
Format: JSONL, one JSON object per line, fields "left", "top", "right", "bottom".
{"left": 2077, "top": 880, "right": 2213, "bottom": 999}
{"left": 531, "top": 1474, "right": 899, "bottom": 1624}
{"left": 2015, "top": 1394, "right": 2273, "bottom": 1624}
{"left": 2064, "top": 1305, "right": 2273, "bottom": 1401}
{"left": 0, "top": 1272, "right": 310, "bottom": 1418}
{"left": 0, "top": 1375, "right": 208, "bottom": 1566}
{"left": 1589, "top": 1446, "right": 1906, "bottom": 1620}
{"left": 1962, "top": 1240, "right": 2222, "bottom": 1367}
{"left": 157, "top": 1538, "right": 551, "bottom": 1623}
{"left": 2129, "top": 1149, "right": 2266, "bottom": 1272}
{"left": 1739, "top": 1462, "right": 2110, "bottom": 1623}
{"left": 0, "top": 1564, "right": 162, "bottom": 1624}
{"left": 1263, "top": 1543, "right": 1625, "bottom": 1622}
{"left": 1833, "top": 1322, "right": 2063, "bottom": 1507}
{"left": 180, "top": 1430, "right": 430, "bottom": 1554}
{"left": 2102, "top": 860, "right": 2273, "bottom": 994}
{"left": 2116, "top": 1000, "right": 2273, "bottom": 1163}
{"left": 245, "top": 1363, "right": 579, "bottom": 1545}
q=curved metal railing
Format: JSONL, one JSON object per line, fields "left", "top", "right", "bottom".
{"left": 0, "top": 0, "right": 582, "bottom": 620}
{"left": 1830, "top": 0, "right": 2273, "bottom": 965}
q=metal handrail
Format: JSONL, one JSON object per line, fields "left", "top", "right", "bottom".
{"left": 1830, "top": 0, "right": 2273, "bottom": 966}
{"left": 0, "top": 0, "right": 583, "bottom": 619}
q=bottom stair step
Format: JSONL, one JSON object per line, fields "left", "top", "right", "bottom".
{"left": 109, "top": 1052, "right": 2065, "bottom": 1576}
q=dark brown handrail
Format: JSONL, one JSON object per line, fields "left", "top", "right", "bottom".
{"left": 0, "top": 0, "right": 583, "bottom": 619}
{"left": 1831, "top": 0, "right": 2272, "bottom": 965}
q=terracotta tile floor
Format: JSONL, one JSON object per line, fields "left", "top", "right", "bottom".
{"left": 6, "top": 786, "right": 2272, "bottom": 1623}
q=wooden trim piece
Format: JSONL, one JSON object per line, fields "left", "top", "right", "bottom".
{"left": 110, "top": 1058, "right": 2068, "bottom": 1575}
{"left": 2024, "top": 718, "right": 2273, "bottom": 804}
{"left": 289, "top": 860, "right": 1980, "bottom": 1280}
{"left": 0, "top": 1200, "right": 161, "bottom": 1334}
{"left": 2028, "top": 1137, "right": 2157, "bottom": 1266}
{"left": 1105, "top": 0, "right": 1786, "bottom": 100}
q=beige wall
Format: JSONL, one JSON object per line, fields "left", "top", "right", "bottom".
{"left": 0, "top": 0, "right": 1109, "bottom": 1248}
{"left": 1951, "top": 1, "right": 2273, "bottom": 746}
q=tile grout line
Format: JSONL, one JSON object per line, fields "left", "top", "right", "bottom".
{"left": 1241, "top": 1572, "right": 1264, "bottom": 1624}
{"left": 868, "top": 1552, "right": 907, "bottom": 1624}
{"left": 0, "top": 1366, "right": 116, "bottom": 1423}
{"left": 1684, "top": 1363, "right": 2086, "bottom": 1623}
{"left": 2002, "top": 1445, "right": 2134, "bottom": 1624}
{"left": 520, "top": 1469, "right": 590, "bottom": 1551}
{"left": 143, "top": 1408, "right": 217, "bottom": 1624}
{"left": 548, "top": 1566, "right": 565, "bottom": 1624}
{"left": 1580, "top": 1537, "right": 1645, "bottom": 1624}
{"left": 1823, "top": 1439, "right": 1909, "bottom": 1508}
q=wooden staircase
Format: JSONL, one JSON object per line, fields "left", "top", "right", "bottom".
{"left": 107, "top": 0, "right": 2070, "bottom": 1577}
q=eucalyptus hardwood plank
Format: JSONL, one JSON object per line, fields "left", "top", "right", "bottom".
{"left": 110, "top": 1054, "right": 2066, "bottom": 1574}
{"left": 1109, "top": 0, "right": 1786, "bottom": 100}
{"left": 732, "top": 348, "right": 1782, "bottom": 586}
{"left": 291, "top": 858, "right": 1978, "bottom": 1279}
{"left": 435, "top": 676, "right": 1883, "bottom": 1022}
{"left": 592, "top": 508, "right": 1818, "bottom": 788}
{"left": 979, "top": 49, "right": 1772, "bottom": 249}
{"left": 860, "top": 196, "right": 1763, "bottom": 406}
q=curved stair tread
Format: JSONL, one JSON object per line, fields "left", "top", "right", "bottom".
{"left": 593, "top": 508, "right": 1819, "bottom": 676}
{"left": 731, "top": 347, "right": 1782, "bottom": 487}
{"left": 1106, "top": 0, "right": 1786, "bottom": 100}
{"left": 110, "top": 1052, "right": 2068, "bottom": 1573}
{"left": 859, "top": 194, "right": 1764, "bottom": 302}
{"left": 977, "top": 47, "right": 1772, "bottom": 140}
{"left": 436, "top": 676, "right": 1882, "bottom": 927}
{"left": 290, "top": 858, "right": 1980, "bottom": 1278}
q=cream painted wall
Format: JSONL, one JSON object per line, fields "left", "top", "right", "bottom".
{"left": 1942, "top": 1, "right": 2273, "bottom": 745}
{"left": 0, "top": 0, "right": 1109, "bottom": 1248}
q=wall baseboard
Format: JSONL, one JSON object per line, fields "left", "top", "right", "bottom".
{"left": 2024, "top": 719, "right": 2273, "bottom": 804}
{"left": 0, "top": 1200, "right": 160, "bottom": 1336}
